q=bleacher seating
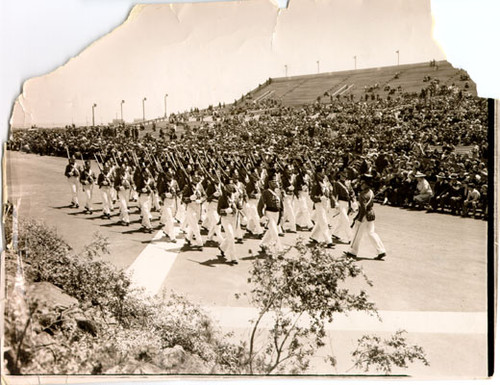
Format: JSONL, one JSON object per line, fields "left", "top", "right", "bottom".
{"left": 246, "top": 61, "right": 476, "bottom": 107}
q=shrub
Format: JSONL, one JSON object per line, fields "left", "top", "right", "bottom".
{"left": 242, "top": 239, "right": 429, "bottom": 375}
{"left": 242, "top": 240, "right": 377, "bottom": 374}
{"left": 3, "top": 217, "right": 245, "bottom": 375}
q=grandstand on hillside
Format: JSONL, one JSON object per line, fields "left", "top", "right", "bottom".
{"left": 244, "top": 61, "right": 475, "bottom": 107}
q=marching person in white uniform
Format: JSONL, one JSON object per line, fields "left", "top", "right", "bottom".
{"left": 64, "top": 157, "right": 80, "bottom": 208}
{"left": 345, "top": 174, "right": 386, "bottom": 260}
{"left": 257, "top": 173, "right": 284, "bottom": 252}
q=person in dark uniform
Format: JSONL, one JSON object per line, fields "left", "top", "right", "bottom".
{"left": 181, "top": 176, "right": 204, "bottom": 249}
{"left": 331, "top": 171, "right": 354, "bottom": 243}
{"left": 136, "top": 166, "right": 155, "bottom": 232}
{"left": 217, "top": 180, "right": 238, "bottom": 264}
{"left": 281, "top": 166, "right": 297, "bottom": 233}
{"left": 158, "top": 168, "right": 180, "bottom": 240}
{"left": 344, "top": 174, "right": 386, "bottom": 260}
{"left": 202, "top": 174, "right": 224, "bottom": 246}
{"left": 79, "top": 160, "right": 95, "bottom": 213}
{"left": 64, "top": 156, "right": 80, "bottom": 208}
{"left": 114, "top": 163, "right": 132, "bottom": 225}
{"left": 97, "top": 163, "right": 114, "bottom": 219}
{"left": 243, "top": 172, "right": 264, "bottom": 237}
{"left": 258, "top": 172, "right": 284, "bottom": 252}
{"left": 309, "top": 169, "right": 333, "bottom": 247}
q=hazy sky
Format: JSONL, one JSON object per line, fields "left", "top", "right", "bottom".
{"left": 11, "top": 0, "right": 445, "bottom": 128}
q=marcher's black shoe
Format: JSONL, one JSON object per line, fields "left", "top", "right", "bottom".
{"left": 343, "top": 251, "right": 357, "bottom": 259}
{"left": 374, "top": 252, "right": 386, "bottom": 260}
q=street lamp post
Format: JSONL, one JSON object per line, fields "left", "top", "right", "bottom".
{"left": 164, "top": 93, "right": 168, "bottom": 118}
{"left": 354, "top": 55, "right": 357, "bottom": 70}
{"left": 316, "top": 60, "right": 320, "bottom": 74}
{"left": 142, "top": 97, "right": 147, "bottom": 121}
{"left": 91, "top": 103, "right": 97, "bottom": 126}
{"left": 120, "top": 100, "right": 125, "bottom": 122}
{"left": 396, "top": 50, "right": 400, "bottom": 66}
{"left": 284, "top": 64, "right": 288, "bottom": 77}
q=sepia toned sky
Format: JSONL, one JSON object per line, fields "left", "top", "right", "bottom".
{"left": 9, "top": 0, "right": 446, "bottom": 128}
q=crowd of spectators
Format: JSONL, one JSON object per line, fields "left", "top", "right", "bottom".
{"left": 8, "top": 79, "right": 489, "bottom": 219}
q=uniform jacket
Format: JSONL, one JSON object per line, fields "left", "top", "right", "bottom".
{"left": 65, "top": 163, "right": 80, "bottom": 178}
{"left": 257, "top": 188, "right": 283, "bottom": 217}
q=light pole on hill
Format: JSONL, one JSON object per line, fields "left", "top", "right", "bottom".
{"left": 164, "top": 93, "right": 168, "bottom": 118}
{"left": 354, "top": 55, "right": 357, "bottom": 70}
{"left": 284, "top": 64, "right": 288, "bottom": 77}
{"left": 91, "top": 103, "right": 97, "bottom": 126}
{"left": 316, "top": 60, "right": 320, "bottom": 74}
{"left": 396, "top": 50, "right": 400, "bottom": 66}
{"left": 142, "top": 97, "right": 147, "bottom": 122}
{"left": 120, "top": 100, "right": 125, "bottom": 122}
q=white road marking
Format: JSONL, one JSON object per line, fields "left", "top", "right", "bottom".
{"left": 127, "top": 227, "right": 184, "bottom": 296}
{"left": 206, "top": 306, "right": 487, "bottom": 334}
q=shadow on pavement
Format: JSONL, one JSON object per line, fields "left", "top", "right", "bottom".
{"left": 67, "top": 211, "right": 103, "bottom": 218}
{"left": 354, "top": 256, "right": 385, "bottom": 262}
{"left": 100, "top": 221, "right": 128, "bottom": 228}
{"left": 50, "top": 205, "right": 74, "bottom": 209}
{"left": 241, "top": 253, "right": 267, "bottom": 261}
{"left": 194, "top": 255, "right": 237, "bottom": 267}
{"left": 121, "top": 228, "right": 152, "bottom": 235}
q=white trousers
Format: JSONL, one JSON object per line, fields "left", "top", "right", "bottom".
{"left": 185, "top": 202, "right": 203, "bottom": 246}
{"left": 101, "top": 186, "right": 112, "bottom": 215}
{"left": 204, "top": 202, "right": 223, "bottom": 243}
{"left": 139, "top": 193, "right": 152, "bottom": 229}
{"left": 179, "top": 204, "right": 188, "bottom": 231}
{"left": 310, "top": 200, "right": 332, "bottom": 244}
{"left": 244, "top": 199, "right": 263, "bottom": 235}
{"left": 110, "top": 188, "right": 117, "bottom": 206}
{"left": 118, "top": 188, "right": 130, "bottom": 223}
{"left": 282, "top": 195, "right": 296, "bottom": 231}
{"left": 160, "top": 199, "right": 176, "bottom": 239}
{"left": 68, "top": 176, "right": 79, "bottom": 205}
{"left": 260, "top": 211, "right": 283, "bottom": 251}
{"left": 349, "top": 218, "right": 386, "bottom": 256}
{"left": 295, "top": 192, "right": 313, "bottom": 228}
{"left": 220, "top": 215, "right": 237, "bottom": 261}
{"left": 82, "top": 184, "right": 93, "bottom": 210}
{"left": 234, "top": 210, "right": 245, "bottom": 240}
{"left": 332, "top": 200, "right": 352, "bottom": 240}
{"left": 152, "top": 192, "right": 161, "bottom": 211}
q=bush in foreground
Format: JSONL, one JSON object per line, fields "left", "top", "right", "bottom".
{"left": 241, "top": 240, "right": 429, "bottom": 375}
{"left": 3, "top": 217, "right": 244, "bottom": 374}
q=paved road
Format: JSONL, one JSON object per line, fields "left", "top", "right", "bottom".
{"left": 4, "top": 151, "right": 489, "bottom": 377}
